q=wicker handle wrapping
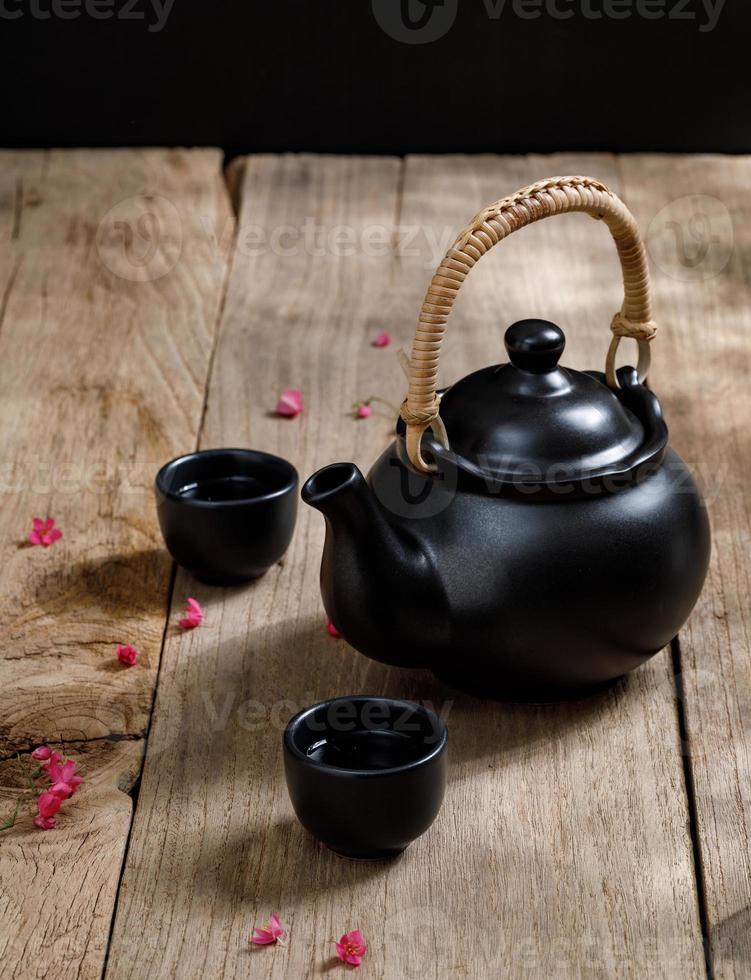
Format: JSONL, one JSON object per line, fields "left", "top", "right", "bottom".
{"left": 400, "top": 175, "right": 657, "bottom": 473}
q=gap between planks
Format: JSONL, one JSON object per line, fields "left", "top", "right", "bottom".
{"left": 672, "top": 635, "right": 714, "bottom": 980}
{"left": 612, "top": 154, "right": 713, "bottom": 980}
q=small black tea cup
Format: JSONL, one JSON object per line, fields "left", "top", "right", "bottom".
{"left": 155, "top": 448, "right": 298, "bottom": 584}
{"left": 283, "top": 696, "right": 448, "bottom": 859}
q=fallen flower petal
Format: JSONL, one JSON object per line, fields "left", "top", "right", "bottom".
{"left": 275, "top": 388, "right": 304, "bottom": 418}
{"left": 117, "top": 643, "right": 139, "bottom": 666}
{"left": 28, "top": 517, "right": 63, "bottom": 548}
{"left": 335, "top": 930, "right": 367, "bottom": 967}
{"left": 326, "top": 620, "right": 341, "bottom": 638}
{"left": 45, "top": 755, "right": 64, "bottom": 782}
{"left": 56, "top": 761, "right": 82, "bottom": 795}
{"left": 66, "top": 775, "right": 83, "bottom": 794}
{"left": 372, "top": 331, "right": 391, "bottom": 348}
{"left": 41, "top": 751, "right": 62, "bottom": 771}
{"left": 186, "top": 597, "right": 203, "bottom": 619}
{"left": 37, "top": 791, "right": 62, "bottom": 820}
{"left": 31, "top": 746, "right": 52, "bottom": 761}
{"left": 33, "top": 814, "right": 57, "bottom": 830}
{"left": 178, "top": 616, "right": 199, "bottom": 629}
{"left": 179, "top": 597, "right": 204, "bottom": 630}
{"left": 268, "top": 912, "right": 285, "bottom": 941}
{"left": 50, "top": 781, "right": 73, "bottom": 799}
{"left": 355, "top": 403, "right": 372, "bottom": 419}
{"left": 47, "top": 757, "right": 82, "bottom": 795}
{"left": 59, "top": 760, "right": 76, "bottom": 782}
{"left": 251, "top": 912, "right": 286, "bottom": 946}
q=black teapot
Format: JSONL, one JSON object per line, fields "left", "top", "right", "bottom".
{"left": 302, "top": 177, "right": 711, "bottom": 700}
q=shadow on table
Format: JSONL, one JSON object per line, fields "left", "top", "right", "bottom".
{"left": 190, "top": 813, "right": 389, "bottom": 908}
{"left": 249, "top": 613, "right": 634, "bottom": 763}
{"left": 164, "top": 612, "right": 642, "bottom": 798}
{"left": 190, "top": 805, "right": 502, "bottom": 917}
{"left": 32, "top": 546, "right": 171, "bottom": 616}
{"left": 710, "top": 905, "right": 751, "bottom": 973}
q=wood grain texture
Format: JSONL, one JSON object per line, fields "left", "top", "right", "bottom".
{"left": 0, "top": 740, "right": 144, "bottom": 979}
{"left": 107, "top": 154, "right": 706, "bottom": 979}
{"left": 619, "top": 155, "right": 751, "bottom": 980}
{"left": 0, "top": 149, "right": 233, "bottom": 979}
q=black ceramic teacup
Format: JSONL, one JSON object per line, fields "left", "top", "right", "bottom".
{"left": 283, "top": 696, "right": 448, "bottom": 859}
{"left": 155, "top": 448, "right": 298, "bottom": 585}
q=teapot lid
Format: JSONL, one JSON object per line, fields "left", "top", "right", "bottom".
{"left": 417, "top": 319, "right": 667, "bottom": 493}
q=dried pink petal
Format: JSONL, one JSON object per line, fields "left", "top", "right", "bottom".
{"left": 250, "top": 912, "right": 286, "bottom": 946}
{"left": 37, "top": 791, "right": 62, "bottom": 820}
{"left": 28, "top": 517, "right": 63, "bottom": 548}
{"left": 117, "top": 643, "right": 139, "bottom": 666}
{"left": 372, "top": 331, "right": 391, "bottom": 348}
{"left": 45, "top": 758, "right": 82, "bottom": 794}
{"left": 31, "top": 746, "right": 52, "bottom": 761}
{"left": 268, "top": 913, "right": 285, "bottom": 940}
{"left": 50, "top": 781, "right": 73, "bottom": 799}
{"left": 335, "top": 930, "right": 367, "bottom": 966}
{"left": 356, "top": 403, "right": 372, "bottom": 419}
{"left": 179, "top": 597, "right": 204, "bottom": 630}
{"left": 186, "top": 597, "right": 202, "bottom": 618}
{"left": 326, "top": 620, "right": 341, "bottom": 638}
{"left": 34, "top": 814, "right": 57, "bottom": 830}
{"left": 44, "top": 756, "right": 63, "bottom": 782}
{"left": 275, "top": 388, "right": 304, "bottom": 418}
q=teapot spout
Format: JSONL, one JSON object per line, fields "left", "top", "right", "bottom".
{"left": 302, "top": 463, "right": 446, "bottom": 669}
{"left": 301, "top": 463, "right": 374, "bottom": 528}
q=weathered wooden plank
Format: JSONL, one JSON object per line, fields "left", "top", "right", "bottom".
{"left": 108, "top": 153, "right": 705, "bottom": 979}
{"left": 0, "top": 741, "right": 144, "bottom": 979}
{"left": 105, "top": 154, "right": 408, "bottom": 979}
{"left": 619, "top": 155, "right": 751, "bottom": 980}
{"left": 0, "top": 149, "right": 233, "bottom": 979}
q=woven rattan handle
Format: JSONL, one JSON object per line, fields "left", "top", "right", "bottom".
{"left": 400, "top": 175, "right": 657, "bottom": 473}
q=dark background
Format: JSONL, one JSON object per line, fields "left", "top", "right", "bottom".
{"left": 3, "top": 0, "right": 748, "bottom": 155}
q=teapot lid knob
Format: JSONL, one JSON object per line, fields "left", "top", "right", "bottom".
{"left": 504, "top": 319, "right": 565, "bottom": 374}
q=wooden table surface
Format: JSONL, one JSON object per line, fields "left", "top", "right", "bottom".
{"left": 0, "top": 150, "right": 748, "bottom": 980}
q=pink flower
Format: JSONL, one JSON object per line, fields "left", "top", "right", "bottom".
{"left": 47, "top": 758, "right": 82, "bottom": 795}
{"left": 250, "top": 912, "right": 286, "bottom": 946}
{"left": 50, "top": 781, "right": 73, "bottom": 799}
{"left": 275, "top": 389, "right": 304, "bottom": 418}
{"left": 31, "top": 746, "right": 52, "bottom": 761}
{"left": 326, "top": 620, "right": 341, "bottom": 638}
{"left": 117, "top": 643, "right": 139, "bottom": 667}
{"left": 355, "top": 403, "right": 372, "bottom": 419}
{"left": 335, "top": 930, "right": 367, "bottom": 967}
{"left": 28, "top": 517, "right": 62, "bottom": 548}
{"left": 34, "top": 814, "right": 57, "bottom": 830}
{"left": 372, "top": 331, "right": 391, "bottom": 348}
{"left": 37, "top": 791, "right": 62, "bottom": 820}
{"left": 179, "top": 597, "right": 204, "bottom": 630}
